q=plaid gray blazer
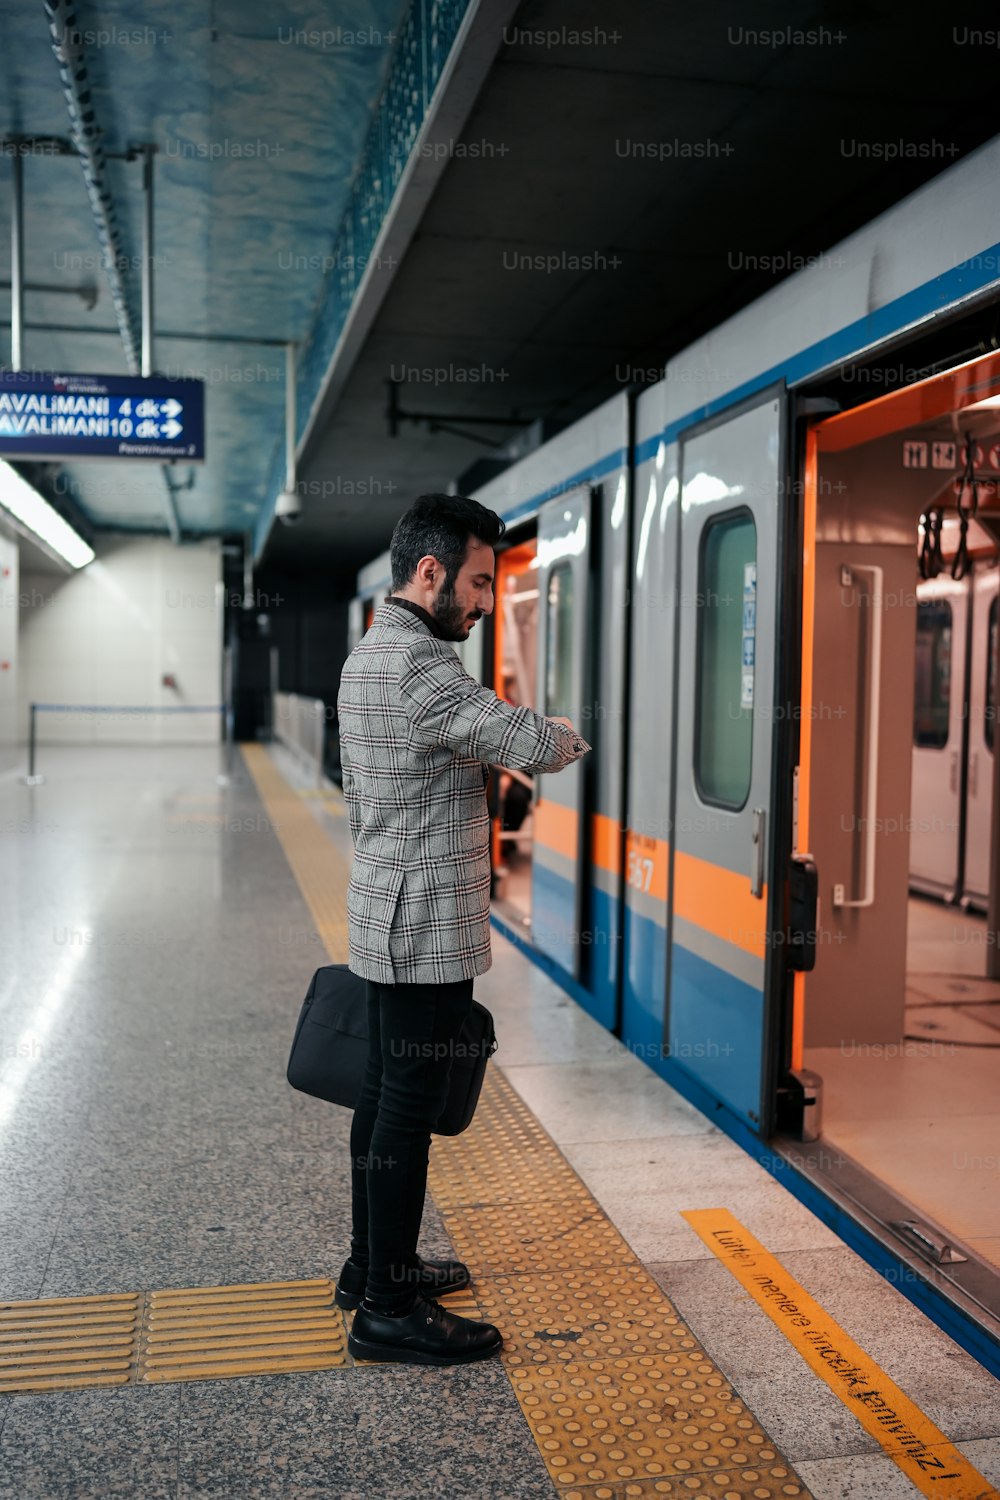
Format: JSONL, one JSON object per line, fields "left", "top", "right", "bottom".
{"left": 337, "top": 598, "right": 590, "bottom": 984}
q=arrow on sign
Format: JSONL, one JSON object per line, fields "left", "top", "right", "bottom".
{"left": 162, "top": 419, "right": 183, "bottom": 439}
{"left": 161, "top": 399, "right": 183, "bottom": 418}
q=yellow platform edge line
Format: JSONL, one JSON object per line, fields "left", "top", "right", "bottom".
{"left": 683, "top": 1209, "right": 994, "bottom": 1500}
{"left": 241, "top": 745, "right": 349, "bottom": 961}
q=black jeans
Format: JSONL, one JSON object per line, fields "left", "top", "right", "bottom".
{"left": 349, "top": 976, "right": 474, "bottom": 1308}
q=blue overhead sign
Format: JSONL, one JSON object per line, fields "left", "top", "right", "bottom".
{"left": 0, "top": 372, "right": 205, "bottom": 460}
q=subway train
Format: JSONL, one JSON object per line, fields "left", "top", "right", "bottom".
{"left": 348, "top": 137, "right": 1000, "bottom": 1373}
{"left": 911, "top": 566, "right": 998, "bottom": 909}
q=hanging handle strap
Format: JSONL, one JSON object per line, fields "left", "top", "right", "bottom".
{"left": 951, "top": 435, "right": 979, "bottom": 581}
{"left": 918, "top": 505, "right": 944, "bottom": 580}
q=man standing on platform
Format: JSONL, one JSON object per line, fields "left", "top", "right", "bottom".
{"left": 335, "top": 492, "right": 590, "bottom": 1366}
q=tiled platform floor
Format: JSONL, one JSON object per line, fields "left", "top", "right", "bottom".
{"left": 0, "top": 745, "right": 998, "bottom": 1498}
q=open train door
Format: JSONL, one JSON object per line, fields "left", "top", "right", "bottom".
{"left": 668, "top": 391, "right": 791, "bottom": 1131}
{"left": 532, "top": 486, "right": 592, "bottom": 978}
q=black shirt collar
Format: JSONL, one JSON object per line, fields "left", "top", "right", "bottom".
{"left": 383, "top": 594, "right": 449, "bottom": 640}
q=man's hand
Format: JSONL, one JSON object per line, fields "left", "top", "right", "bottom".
{"left": 546, "top": 715, "right": 591, "bottom": 760}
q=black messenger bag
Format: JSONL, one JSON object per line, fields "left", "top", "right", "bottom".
{"left": 286, "top": 964, "right": 497, "bottom": 1136}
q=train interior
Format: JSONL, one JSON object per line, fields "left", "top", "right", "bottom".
{"left": 489, "top": 535, "right": 539, "bottom": 926}
{"left": 800, "top": 355, "right": 1000, "bottom": 1299}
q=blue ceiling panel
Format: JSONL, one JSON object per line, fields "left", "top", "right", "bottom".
{"left": 0, "top": 0, "right": 410, "bottom": 536}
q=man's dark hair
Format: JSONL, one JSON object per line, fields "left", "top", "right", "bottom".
{"left": 390, "top": 492, "right": 506, "bottom": 590}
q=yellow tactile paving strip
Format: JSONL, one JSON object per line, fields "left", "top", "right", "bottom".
{"left": 0, "top": 1281, "right": 348, "bottom": 1394}
{"left": 241, "top": 743, "right": 349, "bottom": 954}
{"left": 140, "top": 1278, "right": 348, "bottom": 1383}
{"left": 0, "top": 1293, "right": 140, "bottom": 1393}
{"left": 245, "top": 746, "right": 810, "bottom": 1496}
{"left": 429, "top": 1069, "right": 807, "bottom": 1498}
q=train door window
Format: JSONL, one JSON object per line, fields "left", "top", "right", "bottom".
{"left": 545, "top": 563, "right": 574, "bottom": 715}
{"left": 913, "top": 600, "right": 952, "bottom": 749}
{"left": 987, "top": 596, "right": 997, "bottom": 753}
{"left": 695, "top": 509, "right": 755, "bottom": 808}
{"left": 492, "top": 538, "right": 539, "bottom": 922}
{"left": 500, "top": 550, "right": 539, "bottom": 708}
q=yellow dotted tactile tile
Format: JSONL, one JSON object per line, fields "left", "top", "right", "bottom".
{"left": 429, "top": 1069, "right": 811, "bottom": 1497}
{"left": 429, "top": 1070, "right": 594, "bottom": 1210}
{"left": 475, "top": 1267, "right": 710, "bottom": 1370}
{"left": 0, "top": 1292, "right": 140, "bottom": 1394}
{"left": 512, "top": 1360, "right": 795, "bottom": 1482}
{"left": 445, "top": 1199, "right": 637, "bottom": 1279}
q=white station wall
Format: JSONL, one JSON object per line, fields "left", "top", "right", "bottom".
{"left": 18, "top": 536, "right": 223, "bottom": 745}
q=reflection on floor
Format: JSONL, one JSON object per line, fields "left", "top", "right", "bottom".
{"left": 906, "top": 892, "right": 992, "bottom": 977}
{"left": 805, "top": 896, "right": 1000, "bottom": 1273}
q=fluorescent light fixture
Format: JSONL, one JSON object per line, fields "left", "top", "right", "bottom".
{"left": 0, "top": 458, "right": 94, "bottom": 568}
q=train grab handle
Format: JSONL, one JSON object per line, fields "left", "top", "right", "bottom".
{"left": 833, "top": 565, "right": 883, "bottom": 910}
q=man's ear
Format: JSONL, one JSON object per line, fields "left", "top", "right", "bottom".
{"left": 415, "top": 554, "right": 438, "bottom": 588}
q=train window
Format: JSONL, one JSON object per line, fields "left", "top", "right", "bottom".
{"left": 545, "top": 563, "right": 574, "bottom": 717}
{"left": 913, "top": 601, "right": 952, "bottom": 749}
{"left": 695, "top": 510, "right": 755, "bottom": 808}
{"left": 987, "top": 596, "right": 997, "bottom": 753}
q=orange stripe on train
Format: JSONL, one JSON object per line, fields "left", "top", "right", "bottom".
{"left": 623, "top": 830, "right": 668, "bottom": 902}
{"left": 533, "top": 804, "right": 624, "bottom": 878}
{"left": 537, "top": 814, "right": 765, "bottom": 955}
{"left": 673, "top": 848, "right": 767, "bottom": 960}
{"left": 533, "top": 798, "right": 578, "bottom": 861}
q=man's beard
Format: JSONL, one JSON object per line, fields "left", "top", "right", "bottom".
{"left": 431, "top": 583, "right": 478, "bottom": 641}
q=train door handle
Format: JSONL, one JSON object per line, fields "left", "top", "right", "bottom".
{"left": 750, "top": 808, "right": 766, "bottom": 898}
{"left": 970, "top": 752, "right": 978, "bottom": 798}
{"left": 949, "top": 751, "right": 959, "bottom": 795}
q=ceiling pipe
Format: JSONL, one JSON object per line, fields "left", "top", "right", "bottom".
{"left": 43, "top": 4, "right": 185, "bottom": 542}
{"left": 43, "top": 0, "right": 141, "bottom": 374}
{"left": 10, "top": 150, "right": 24, "bottom": 370}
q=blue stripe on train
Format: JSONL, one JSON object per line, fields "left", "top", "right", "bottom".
{"left": 499, "top": 870, "right": 761, "bottom": 1117}
{"left": 668, "top": 942, "right": 763, "bottom": 1128}
{"left": 528, "top": 862, "right": 619, "bottom": 1029}
{"left": 633, "top": 235, "right": 1000, "bottom": 466}
{"left": 621, "top": 904, "right": 762, "bottom": 1126}
{"left": 622, "top": 898, "right": 666, "bottom": 1045}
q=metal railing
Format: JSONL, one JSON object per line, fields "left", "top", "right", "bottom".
{"left": 25, "top": 702, "right": 228, "bottom": 784}
{"left": 272, "top": 692, "right": 326, "bottom": 787}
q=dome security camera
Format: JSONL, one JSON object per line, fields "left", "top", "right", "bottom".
{"left": 275, "top": 487, "right": 302, "bottom": 526}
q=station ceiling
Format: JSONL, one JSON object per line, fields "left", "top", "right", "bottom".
{"left": 2, "top": 1, "right": 1000, "bottom": 576}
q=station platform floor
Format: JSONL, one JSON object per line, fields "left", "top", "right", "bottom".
{"left": 1, "top": 742, "right": 999, "bottom": 1500}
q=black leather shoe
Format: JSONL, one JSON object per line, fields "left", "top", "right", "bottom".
{"left": 335, "top": 1255, "right": 472, "bottom": 1311}
{"left": 348, "top": 1293, "right": 502, "bottom": 1366}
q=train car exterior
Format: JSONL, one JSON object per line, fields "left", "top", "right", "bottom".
{"left": 350, "top": 135, "right": 1000, "bottom": 1372}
